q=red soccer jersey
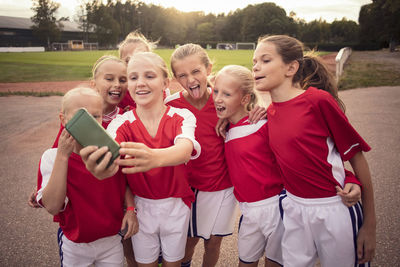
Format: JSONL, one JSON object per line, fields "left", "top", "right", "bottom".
{"left": 52, "top": 107, "right": 126, "bottom": 148}
{"left": 106, "top": 106, "right": 200, "bottom": 207}
{"left": 165, "top": 91, "right": 232, "bottom": 191}
{"left": 225, "top": 116, "right": 283, "bottom": 202}
{"left": 267, "top": 87, "right": 370, "bottom": 198}
{"left": 36, "top": 149, "right": 126, "bottom": 243}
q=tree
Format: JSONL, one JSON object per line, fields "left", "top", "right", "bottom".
{"left": 359, "top": 0, "right": 400, "bottom": 49}
{"left": 31, "top": 0, "right": 62, "bottom": 48}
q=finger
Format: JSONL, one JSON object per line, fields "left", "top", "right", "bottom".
{"left": 120, "top": 142, "right": 143, "bottom": 149}
{"left": 79, "top": 146, "right": 99, "bottom": 160}
{"left": 93, "top": 150, "right": 112, "bottom": 171}
{"left": 119, "top": 147, "right": 143, "bottom": 157}
{"left": 117, "top": 158, "right": 137, "bottom": 167}
{"left": 342, "top": 183, "right": 352, "bottom": 194}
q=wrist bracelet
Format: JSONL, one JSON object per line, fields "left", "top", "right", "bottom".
{"left": 126, "top": 206, "right": 137, "bottom": 213}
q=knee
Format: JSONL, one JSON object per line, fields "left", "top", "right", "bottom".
{"left": 204, "top": 236, "right": 223, "bottom": 250}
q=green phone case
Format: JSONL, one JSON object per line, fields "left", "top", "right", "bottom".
{"left": 65, "top": 108, "right": 120, "bottom": 168}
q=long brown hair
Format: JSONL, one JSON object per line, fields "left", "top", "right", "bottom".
{"left": 258, "top": 35, "right": 345, "bottom": 111}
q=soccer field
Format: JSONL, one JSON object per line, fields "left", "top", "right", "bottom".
{"left": 0, "top": 49, "right": 254, "bottom": 83}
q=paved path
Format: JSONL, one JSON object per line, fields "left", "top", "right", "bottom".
{"left": 0, "top": 86, "right": 399, "bottom": 266}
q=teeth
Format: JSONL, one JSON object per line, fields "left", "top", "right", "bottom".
{"left": 136, "top": 90, "right": 150, "bottom": 95}
{"left": 109, "top": 91, "right": 121, "bottom": 96}
{"left": 189, "top": 85, "right": 200, "bottom": 90}
{"left": 216, "top": 106, "right": 225, "bottom": 112}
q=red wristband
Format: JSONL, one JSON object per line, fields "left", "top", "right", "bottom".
{"left": 126, "top": 206, "right": 137, "bottom": 213}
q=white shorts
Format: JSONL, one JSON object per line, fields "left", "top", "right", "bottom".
{"left": 238, "top": 195, "right": 284, "bottom": 265}
{"left": 58, "top": 229, "right": 123, "bottom": 267}
{"left": 188, "top": 187, "right": 238, "bottom": 239}
{"left": 281, "top": 191, "right": 368, "bottom": 267}
{"left": 132, "top": 197, "right": 190, "bottom": 264}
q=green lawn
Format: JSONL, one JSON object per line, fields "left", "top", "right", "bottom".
{"left": 0, "top": 49, "right": 255, "bottom": 83}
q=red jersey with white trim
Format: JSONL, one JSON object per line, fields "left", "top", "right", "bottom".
{"left": 267, "top": 87, "right": 370, "bottom": 198}
{"left": 165, "top": 91, "right": 232, "bottom": 191}
{"left": 36, "top": 149, "right": 126, "bottom": 243}
{"left": 107, "top": 106, "right": 200, "bottom": 207}
{"left": 225, "top": 116, "right": 283, "bottom": 202}
{"left": 51, "top": 107, "right": 127, "bottom": 148}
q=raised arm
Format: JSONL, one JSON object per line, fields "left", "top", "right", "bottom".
{"left": 41, "top": 129, "right": 74, "bottom": 215}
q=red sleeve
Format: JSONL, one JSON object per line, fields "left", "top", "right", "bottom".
{"left": 317, "top": 92, "right": 371, "bottom": 161}
{"left": 344, "top": 169, "right": 362, "bottom": 189}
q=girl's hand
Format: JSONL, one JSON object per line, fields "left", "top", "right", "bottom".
{"left": 248, "top": 105, "right": 267, "bottom": 124}
{"left": 28, "top": 190, "right": 41, "bottom": 208}
{"left": 215, "top": 118, "right": 228, "bottom": 139}
{"left": 357, "top": 223, "right": 376, "bottom": 263}
{"left": 117, "top": 142, "right": 158, "bottom": 174}
{"left": 336, "top": 183, "right": 361, "bottom": 207}
{"left": 80, "top": 146, "right": 119, "bottom": 179}
{"left": 121, "top": 209, "right": 139, "bottom": 239}
{"left": 58, "top": 129, "right": 76, "bottom": 157}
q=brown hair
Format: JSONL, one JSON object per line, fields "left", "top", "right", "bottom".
{"left": 170, "top": 43, "right": 214, "bottom": 87}
{"left": 216, "top": 65, "right": 258, "bottom": 111}
{"left": 257, "top": 35, "right": 345, "bottom": 111}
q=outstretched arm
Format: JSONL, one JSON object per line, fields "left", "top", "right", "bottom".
{"left": 117, "top": 138, "right": 193, "bottom": 174}
{"left": 349, "top": 151, "right": 376, "bottom": 264}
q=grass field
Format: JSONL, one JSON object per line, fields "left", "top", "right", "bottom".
{"left": 0, "top": 49, "right": 256, "bottom": 83}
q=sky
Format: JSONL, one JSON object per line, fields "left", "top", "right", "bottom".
{"left": 0, "top": 0, "right": 372, "bottom": 23}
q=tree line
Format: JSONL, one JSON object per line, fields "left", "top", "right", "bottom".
{"left": 32, "top": 0, "right": 399, "bottom": 50}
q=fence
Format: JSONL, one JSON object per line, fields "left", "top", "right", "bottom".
{"left": 0, "top": 47, "right": 45, "bottom": 52}
{"left": 335, "top": 47, "right": 352, "bottom": 81}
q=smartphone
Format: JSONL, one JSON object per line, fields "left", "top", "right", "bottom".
{"left": 65, "top": 108, "right": 120, "bottom": 168}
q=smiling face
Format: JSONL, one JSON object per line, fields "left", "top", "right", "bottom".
{"left": 213, "top": 72, "right": 248, "bottom": 124}
{"left": 127, "top": 54, "right": 168, "bottom": 108}
{"left": 93, "top": 60, "right": 127, "bottom": 113}
{"left": 172, "top": 54, "right": 212, "bottom": 100}
{"left": 252, "top": 41, "right": 291, "bottom": 92}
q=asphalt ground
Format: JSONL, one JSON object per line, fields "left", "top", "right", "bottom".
{"left": 0, "top": 86, "right": 399, "bottom": 266}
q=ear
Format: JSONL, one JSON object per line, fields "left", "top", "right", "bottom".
{"left": 164, "top": 78, "right": 170, "bottom": 90}
{"left": 206, "top": 63, "right": 213, "bottom": 76}
{"left": 90, "top": 79, "right": 96, "bottom": 89}
{"left": 59, "top": 111, "right": 66, "bottom": 127}
{"left": 285, "top": 60, "right": 299, "bottom": 77}
{"left": 241, "top": 93, "right": 251, "bottom": 106}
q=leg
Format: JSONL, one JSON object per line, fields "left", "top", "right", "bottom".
{"left": 162, "top": 259, "right": 181, "bottom": 267}
{"left": 182, "top": 237, "right": 200, "bottom": 264}
{"left": 122, "top": 237, "right": 138, "bottom": 267}
{"left": 239, "top": 260, "right": 259, "bottom": 267}
{"left": 202, "top": 235, "right": 223, "bottom": 267}
{"left": 137, "top": 261, "right": 158, "bottom": 267}
{"left": 264, "top": 257, "right": 281, "bottom": 267}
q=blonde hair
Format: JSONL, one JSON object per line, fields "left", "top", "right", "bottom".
{"left": 92, "top": 55, "right": 125, "bottom": 79}
{"left": 129, "top": 52, "right": 169, "bottom": 79}
{"left": 217, "top": 65, "right": 258, "bottom": 111}
{"left": 257, "top": 35, "right": 344, "bottom": 111}
{"left": 170, "top": 43, "right": 212, "bottom": 76}
{"left": 61, "top": 87, "right": 101, "bottom": 113}
{"left": 118, "top": 30, "right": 155, "bottom": 57}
